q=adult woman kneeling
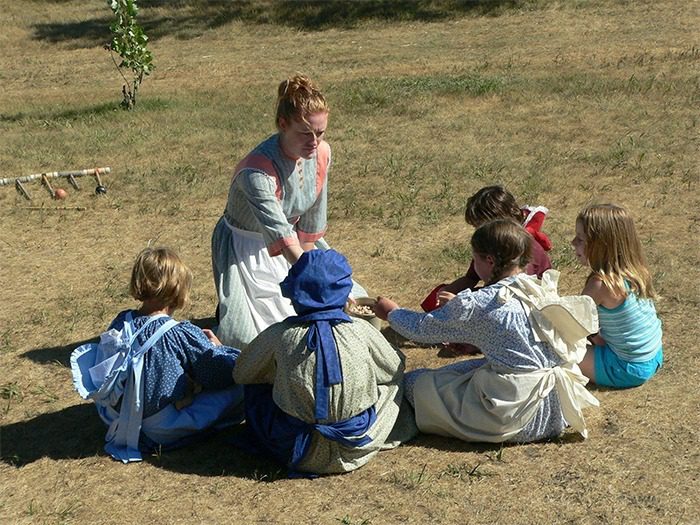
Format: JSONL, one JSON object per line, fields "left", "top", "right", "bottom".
{"left": 212, "top": 74, "right": 365, "bottom": 349}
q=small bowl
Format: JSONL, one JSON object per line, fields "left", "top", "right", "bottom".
{"left": 346, "top": 297, "right": 382, "bottom": 330}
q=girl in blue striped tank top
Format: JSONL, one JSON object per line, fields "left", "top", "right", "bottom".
{"left": 571, "top": 204, "right": 663, "bottom": 388}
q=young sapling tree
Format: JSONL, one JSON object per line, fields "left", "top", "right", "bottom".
{"left": 106, "top": 0, "right": 154, "bottom": 109}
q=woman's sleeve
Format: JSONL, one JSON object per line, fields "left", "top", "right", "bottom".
{"left": 231, "top": 326, "right": 279, "bottom": 384}
{"left": 238, "top": 169, "right": 300, "bottom": 256}
{"left": 388, "top": 291, "right": 477, "bottom": 344}
{"left": 175, "top": 323, "right": 239, "bottom": 390}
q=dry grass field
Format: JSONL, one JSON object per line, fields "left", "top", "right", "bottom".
{"left": 1, "top": 1, "right": 698, "bottom": 523}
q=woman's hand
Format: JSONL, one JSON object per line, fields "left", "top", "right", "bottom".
{"left": 281, "top": 244, "right": 305, "bottom": 265}
{"left": 301, "top": 241, "right": 317, "bottom": 252}
{"left": 374, "top": 296, "right": 399, "bottom": 321}
{"left": 202, "top": 328, "right": 222, "bottom": 346}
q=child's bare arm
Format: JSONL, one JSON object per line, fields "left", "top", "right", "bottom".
{"left": 581, "top": 275, "right": 606, "bottom": 305}
{"left": 441, "top": 273, "right": 479, "bottom": 294}
{"left": 588, "top": 333, "right": 606, "bottom": 346}
{"left": 437, "top": 290, "right": 456, "bottom": 306}
{"left": 581, "top": 276, "right": 624, "bottom": 309}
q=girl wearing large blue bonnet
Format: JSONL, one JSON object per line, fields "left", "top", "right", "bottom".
{"left": 233, "top": 249, "right": 416, "bottom": 476}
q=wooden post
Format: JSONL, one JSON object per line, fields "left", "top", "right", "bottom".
{"left": 15, "top": 180, "right": 31, "bottom": 200}
{"left": 41, "top": 174, "right": 56, "bottom": 198}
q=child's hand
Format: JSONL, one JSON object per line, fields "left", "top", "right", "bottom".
{"left": 202, "top": 328, "right": 222, "bottom": 346}
{"left": 174, "top": 375, "right": 203, "bottom": 410}
{"left": 437, "top": 291, "right": 456, "bottom": 306}
{"left": 374, "top": 296, "right": 399, "bottom": 321}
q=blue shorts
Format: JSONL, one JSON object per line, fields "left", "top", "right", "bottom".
{"left": 593, "top": 345, "right": 663, "bottom": 388}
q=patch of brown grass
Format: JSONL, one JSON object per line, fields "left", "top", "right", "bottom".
{"left": 1, "top": 1, "right": 698, "bottom": 524}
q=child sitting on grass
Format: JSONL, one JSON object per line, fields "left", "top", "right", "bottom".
{"left": 375, "top": 219, "right": 599, "bottom": 444}
{"left": 421, "top": 185, "right": 553, "bottom": 312}
{"left": 421, "top": 185, "right": 553, "bottom": 355}
{"left": 71, "top": 246, "right": 244, "bottom": 463}
{"left": 571, "top": 204, "right": 663, "bottom": 388}
{"left": 233, "top": 249, "right": 417, "bottom": 476}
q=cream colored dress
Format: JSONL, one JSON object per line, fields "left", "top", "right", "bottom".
{"left": 396, "top": 271, "right": 600, "bottom": 443}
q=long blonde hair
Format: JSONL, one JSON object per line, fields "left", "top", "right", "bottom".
{"left": 129, "top": 247, "right": 192, "bottom": 310}
{"left": 577, "top": 204, "right": 656, "bottom": 299}
{"left": 275, "top": 74, "right": 329, "bottom": 130}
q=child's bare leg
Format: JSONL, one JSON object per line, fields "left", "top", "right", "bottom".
{"left": 579, "top": 346, "right": 596, "bottom": 383}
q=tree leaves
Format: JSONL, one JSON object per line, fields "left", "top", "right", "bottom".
{"left": 107, "top": 0, "right": 154, "bottom": 109}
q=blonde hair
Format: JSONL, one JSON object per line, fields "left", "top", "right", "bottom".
{"left": 471, "top": 219, "right": 532, "bottom": 285}
{"left": 129, "top": 247, "right": 192, "bottom": 310}
{"left": 577, "top": 204, "right": 656, "bottom": 299}
{"left": 275, "top": 74, "right": 329, "bottom": 130}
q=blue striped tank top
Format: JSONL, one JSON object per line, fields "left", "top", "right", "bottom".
{"left": 598, "top": 291, "right": 662, "bottom": 362}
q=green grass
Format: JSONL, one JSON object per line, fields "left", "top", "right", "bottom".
{"left": 337, "top": 72, "right": 506, "bottom": 114}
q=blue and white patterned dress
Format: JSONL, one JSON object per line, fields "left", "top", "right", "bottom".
{"left": 390, "top": 276, "right": 568, "bottom": 443}
{"left": 109, "top": 309, "right": 242, "bottom": 418}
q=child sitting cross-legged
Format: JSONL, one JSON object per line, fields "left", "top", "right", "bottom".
{"left": 572, "top": 204, "right": 663, "bottom": 388}
{"left": 71, "top": 247, "right": 245, "bottom": 463}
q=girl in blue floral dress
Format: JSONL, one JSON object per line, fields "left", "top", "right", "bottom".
{"left": 375, "top": 220, "right": 599, "bottom": 444}
{"left": 72, "top": 247, "right": 244, "bottom": 462}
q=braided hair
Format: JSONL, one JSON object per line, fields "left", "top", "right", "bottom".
{"left": 470, "top": 219, "right": 532, "bottom": 285}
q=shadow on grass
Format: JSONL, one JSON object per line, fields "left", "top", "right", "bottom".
{"left": 0, "top": 102, "right": 114, "bottom": 123}
{"left": 31, "top": 0, "right": 523, "bottom": 47}
{"left": 1, "top": 98, "right": 172, "bottom": 124}
{"left": 0, "top": 404, "right": 283, "bottom": 479}
{"left": 380, "top": 326, "right": 441, "bottom": 351}
{"left": 22, "top": 336, "right": 98, "bottom": 368}
{"left": 381, "top": 326, "right": 476, "bottom": 361}
{"left": 0, "top": 403, "right": 105, "bottom": 466}
{"left": 146, "top": 424, "right": 288, "bottom": 481}
{"left": 32, "top": 17, "right": 111, "bottom": 48}
{"left": 408, "top": 428, "right": 585, "bottom": 454}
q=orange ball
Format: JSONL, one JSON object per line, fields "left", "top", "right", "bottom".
{"left": 54, "top": 188, "right": 68, "bottom": 200}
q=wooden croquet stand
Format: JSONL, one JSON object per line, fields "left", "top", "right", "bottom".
{"left": 3, "top": 167, "right": 111, "bottom": 200}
